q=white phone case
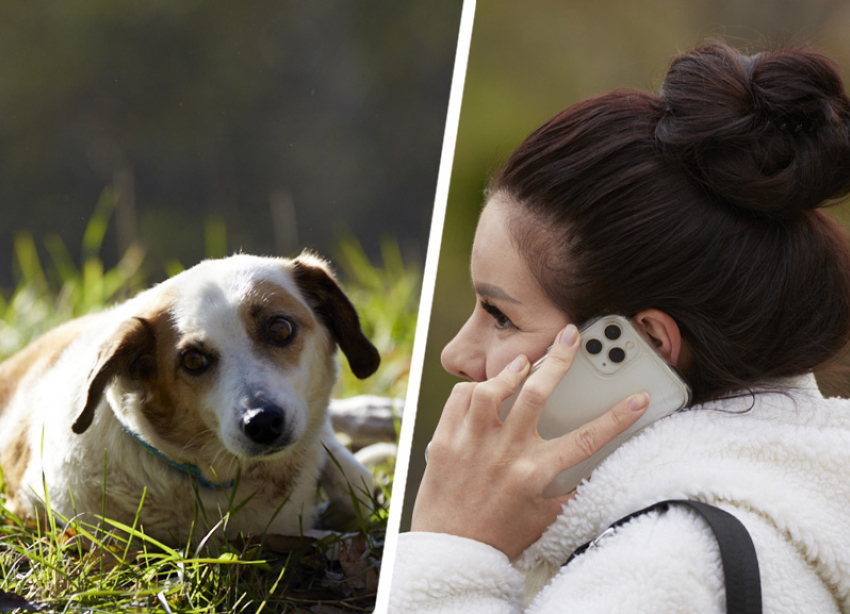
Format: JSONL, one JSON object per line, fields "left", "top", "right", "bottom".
{"left": 499, "top": 314, "right": 691, "bottom": 497}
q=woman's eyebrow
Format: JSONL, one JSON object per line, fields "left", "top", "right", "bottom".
{"left": 475, "top": 282, "right": 520, "bottom": 304}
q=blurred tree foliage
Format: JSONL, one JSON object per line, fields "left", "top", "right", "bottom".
{"left": 402, "top": 0, "right": 850, "bottom": 531}
{"left": 0, "top": 1, "right": 462, "bottom": 287}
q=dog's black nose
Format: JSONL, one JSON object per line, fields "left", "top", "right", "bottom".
{"left": 241, "top": 403, "right": 285, "bottom": 446}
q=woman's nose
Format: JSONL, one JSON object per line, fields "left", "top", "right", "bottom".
{"left": 441, "top": 320, "right": 486, "bottom": 382}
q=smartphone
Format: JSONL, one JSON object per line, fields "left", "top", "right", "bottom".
{"left": 499, "top": 314, "right": 691, "bottom": 497}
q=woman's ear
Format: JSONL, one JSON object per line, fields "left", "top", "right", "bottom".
{"left": 631, "top": 309, "right": 689, "bottom": 369}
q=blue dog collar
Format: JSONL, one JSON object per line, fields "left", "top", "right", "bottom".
{"left": 121, "top": 424, "right": 235, "bottom": 491}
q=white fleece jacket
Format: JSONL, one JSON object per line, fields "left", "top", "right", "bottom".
{"left": 390, "top": 375, "right": 850, "bottom": 613}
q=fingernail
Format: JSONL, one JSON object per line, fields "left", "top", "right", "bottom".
{"left": 628, "top": 392, "right": 650, "bottom": 411}
{"left": 559, "top": 324, "right": 578, "bottom": 346}
{"left": 508, "top": 355, "right": 527, "bottom": 372}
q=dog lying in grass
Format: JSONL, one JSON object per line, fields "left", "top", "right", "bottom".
{"left": 0, "top": 252, "right": 380, "bottom": 545}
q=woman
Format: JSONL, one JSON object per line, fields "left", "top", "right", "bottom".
{"left": 390, "top": 42, "right": 850, "bottom": 613}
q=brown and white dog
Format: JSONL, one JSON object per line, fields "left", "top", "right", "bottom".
{"left": 0, "top": 252, "right": 380, "bottom": 545}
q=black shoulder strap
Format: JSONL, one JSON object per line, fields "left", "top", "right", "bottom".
{"left": 565, "top": 499, "right": 762, "bottom": 614}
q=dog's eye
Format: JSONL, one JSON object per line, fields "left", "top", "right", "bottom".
{"left": 266, "top": 317, "right": 295, "bottom": 346}
{"left": 180, "top": 349, "right": 210, "bottom": 374}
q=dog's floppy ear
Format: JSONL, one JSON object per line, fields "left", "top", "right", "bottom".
{"left": 72, "top": 317, "right": 156, "bottom": 434}
{"left": 291, "top": 253, "right": 381, "bottom": 379}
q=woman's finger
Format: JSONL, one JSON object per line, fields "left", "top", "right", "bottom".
{"left": 465, "top": 354, "right": 530, "bottom": 433}
{"left": 429, "top": 381, "right": 475, "bottom": 446}
{"left": 505, "top": 324, "right": 580, "bottom": 433}
{"left": 539, "top": 391, "right": 649, "bottom": 479}
{"left": 429, "top": 354, "right": 531, "bottom": 458}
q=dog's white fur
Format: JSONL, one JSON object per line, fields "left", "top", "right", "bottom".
{"left": 0, "top": 253, "right": 380, "bottom": 545}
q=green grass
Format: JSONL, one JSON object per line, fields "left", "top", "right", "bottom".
{"left": 0, "top": 474, "right": 389, "bottom": 613}
{"left": 0, "top": 196, "right": 416, "bottom": 613}
{"left": 0, "top": 190, "right": 145, "bottom": 359}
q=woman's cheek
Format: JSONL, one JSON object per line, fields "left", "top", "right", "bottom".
{"left": 486, "top": 345, "right": 523, "bottom": 380}
{"left": 485, "top": 332, "right": 561, "bottom": 379}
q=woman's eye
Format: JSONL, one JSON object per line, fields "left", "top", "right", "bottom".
{"left": 480, "top": 301, "right": 516, "bottom": 330}
{"left": 265, "top": 316, "right": 295, "bottom": 346}
{"left": 180, "top": 349, "right": 210, "bottom": 375}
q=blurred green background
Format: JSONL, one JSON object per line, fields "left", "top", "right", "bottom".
{"left": 400, "top": 0, "right": 850, "bottom": 531}
{"left": 0, "top": 2, "right": 462, "bottom": 287}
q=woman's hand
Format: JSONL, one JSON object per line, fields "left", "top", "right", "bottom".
{"left": 411, "top": 324, "right": 650, "bottom": 560}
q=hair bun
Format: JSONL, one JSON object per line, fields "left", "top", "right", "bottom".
{"left": 655, "top": 42, "right": 850, "bottom": 220}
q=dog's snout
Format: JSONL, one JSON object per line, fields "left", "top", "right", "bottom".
{"left": 241, "top": 403, "right": 285, "bottom": 446}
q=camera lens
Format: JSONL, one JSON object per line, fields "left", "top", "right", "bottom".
{"left": 608, "top": 347, "right": 626, "bottom": 363}
{"left": 586, "top": 338, "right": 603, "bottom": 354}
{"left": 604, "top": 324, "right": 621, "bottom": 340}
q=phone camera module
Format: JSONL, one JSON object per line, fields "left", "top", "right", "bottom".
{"left": 608, "top": 347, "right": 626, "bottom": 363}
{"left": 586, "top": 338, "right": 603, "bottom": 354}
{"left": 604, "top": 324, "right": 621, "bottom": 340}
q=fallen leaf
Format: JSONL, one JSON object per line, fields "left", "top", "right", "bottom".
{"left": 336, "top": 534, "right": 379, "bottom": 595}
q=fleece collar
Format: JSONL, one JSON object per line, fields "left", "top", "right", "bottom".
{"left": 516, "top": 373, "right": 832, "bottom": 572}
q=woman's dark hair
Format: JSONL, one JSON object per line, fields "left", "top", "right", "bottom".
{"left": 492, "top": 41, "right": 850, "bottom": 403}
